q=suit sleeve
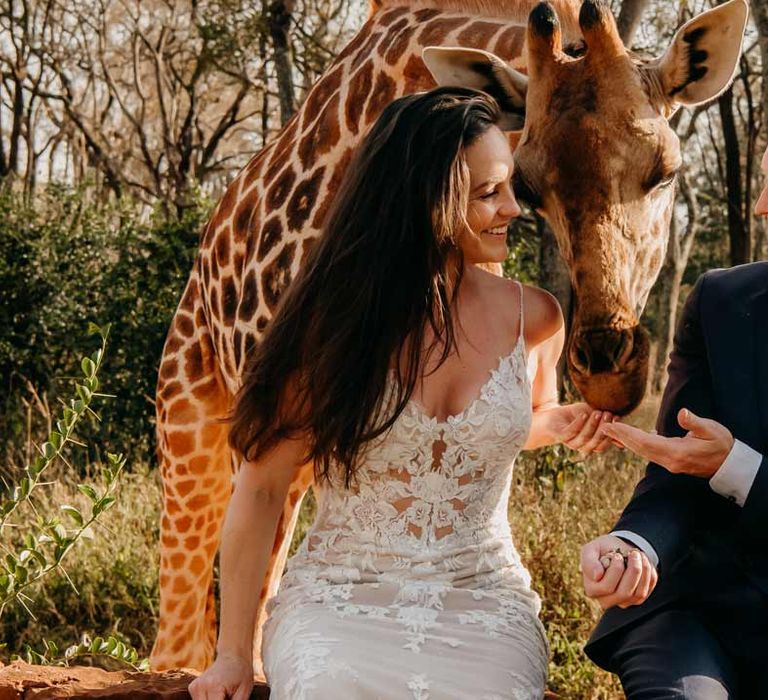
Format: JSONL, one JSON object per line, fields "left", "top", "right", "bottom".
{"left": 740, "top": 452, "right": 768, "bottom": 536}
{"left": 612, "top": 274, "right": 717, "bottom": 570}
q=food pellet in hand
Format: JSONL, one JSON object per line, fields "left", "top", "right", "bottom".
{"left": 599, "top": 549, "right": 629, "bottom": 570}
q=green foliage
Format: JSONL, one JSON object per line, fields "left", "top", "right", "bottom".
{"left": 504, "top": 212, "right": 540, "bottom": 284}
{"left": 512, "top": 443, "right": 651, "bottom": 700}
{"left": 0, "top": 184, "right": 206, "bottom": 469}
{"left": 0, "top": 467, "right": 160, "bottom": 666}
{"left": 531, "top": 444, "right": 586, "bottom": 495}
{"left": 0, "top": 327, "right": 124, "bottom": 615}
{"left": 19, "top": 634, "right": 149, "bottom": 672}
{"left": 0, "top": 326, "right": 155, "bottom": 670}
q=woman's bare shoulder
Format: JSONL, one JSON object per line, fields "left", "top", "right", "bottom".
{"left": 519, "top": 283, "right": 564, "bottom": 350}
{"left": 483, "top": 275, "right": 563, "bottom": 347}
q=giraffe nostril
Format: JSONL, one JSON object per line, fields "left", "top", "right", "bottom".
{"left": 572, "top": 342, "right": 591, "bottom": 373}
{"left": 616, "top": 331, "right": 634, "bottom": 366}
{"left": 573, "top": 328, "right": 635, "bottom": 374}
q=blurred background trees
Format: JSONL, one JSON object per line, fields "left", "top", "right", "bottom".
{"left": 0, "top": 0, "right": 363, "bottom": 470}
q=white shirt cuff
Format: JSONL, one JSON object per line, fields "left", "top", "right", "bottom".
{"left": 709, "top": 439, "right": 762, "bottom": 507}
{"left": 610, "top": 530, "right": 659, "bottom": 569}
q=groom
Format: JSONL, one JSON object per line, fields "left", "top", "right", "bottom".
{"left": 579, "top": 143, "right": 768, "bottom": 697}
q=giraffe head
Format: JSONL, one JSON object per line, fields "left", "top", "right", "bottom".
{"left": 424, "top": 0, "right": 748, "bottom": 414}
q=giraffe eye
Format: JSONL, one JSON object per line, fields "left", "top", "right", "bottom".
{"left": 512, "top": 170, "right": 542, "bottom": 209}
{"left": 657, "top": 173, "right": 677, "bottom": 189}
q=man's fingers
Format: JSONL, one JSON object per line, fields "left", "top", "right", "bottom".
{"left": 678, "top": 407, "right": 724, "bottom": 441}
{"left": 596, "top": 551, "right": 658, "bottom": 610}
{"left": 585, "top": 551, "right": 625, "bottom": 598}
{"left": 600, "top": 423, "right": 651, "bottom": 453}
{"left": 678, "top": 407, "right": 708, "bottom": 435}
{"left": 602, "top": 423, "right": 686, "bottom": 467}
{"left": 626, "top": 555, "right": 654, "bottom": 605}
{"left": 614, "top": 550, "right": 644, "bottom": 608}
{"left": 580, "top": 542, "right": 607, "bottom": 582}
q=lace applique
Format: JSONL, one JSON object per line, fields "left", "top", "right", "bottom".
{"left": 408, "top": 674, "right": 431, "bottom": 700}
{"left": 264, "top": 614, "right": 359, "bottom": 700}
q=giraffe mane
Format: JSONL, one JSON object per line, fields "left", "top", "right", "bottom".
{"left": 371, "top": 0, "right": 582, "bottom": 35}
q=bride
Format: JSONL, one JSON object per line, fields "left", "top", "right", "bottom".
{"left": 189, "top": 87, "right": 613, "bottom": 700}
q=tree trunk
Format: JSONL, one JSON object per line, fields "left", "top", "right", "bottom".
{"left": 718, "top": 86, "right": 750, "bottom": 265}
{"left": 649, "top": 240, "right": 684, "bottom": 393}
{"left": 269, "top": 0, "right": 297, "bottom": 126}
{"left": 537, "top": 216, "right": 572, "bottom": 396}
{"left": 617, "top": 0, "right": 651, "bottom": 46}
{"left": 751, "top": 0, "right": 768, "bottom": 125}
{"left": 649, "top": 174, "right": 699, "bottom": 391}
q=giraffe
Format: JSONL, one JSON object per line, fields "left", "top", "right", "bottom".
{"left": 149, "top": 0, "right": 748, "bottom": 675}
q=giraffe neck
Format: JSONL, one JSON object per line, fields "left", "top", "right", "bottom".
{"left": 372, "top": 0, "right": 581, "bottom": 41}
{"left": 199, "top": 3, "right": 561, "bottom": 390}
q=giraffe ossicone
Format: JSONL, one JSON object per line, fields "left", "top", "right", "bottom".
{"left": 150, "top": 0, "right": 748, "bottom": 675}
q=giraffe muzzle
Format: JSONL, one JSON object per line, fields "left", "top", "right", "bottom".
{"left": 568, "top": 325, "right": 649, "bottom": 414}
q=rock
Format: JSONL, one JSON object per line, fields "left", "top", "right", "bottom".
{"left": 0, "top": 661, "right": 560, "bottom": 699}
{"left": 0, "top": 661, "right": 270, "bottom": 699}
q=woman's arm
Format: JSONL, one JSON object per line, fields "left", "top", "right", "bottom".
{"left": 189, "top": 436, "right": 308, "bottom": 699}
{"left": 217, "top": 440, "right": 307, "bottom": 657}
{"left": 521, "top": 286, "right": 611, "bottom": 452}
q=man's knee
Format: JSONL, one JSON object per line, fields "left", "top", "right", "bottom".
{"left": 608, "top": 608, "right": 737, "bottom": 700}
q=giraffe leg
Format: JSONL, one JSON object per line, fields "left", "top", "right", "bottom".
{"left": 150, "top": 281, "right": 315, "bottom": 673}
{"left": 150, "top": 294, "right": 234, "bottom": 671}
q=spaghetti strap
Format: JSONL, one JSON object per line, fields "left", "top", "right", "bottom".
{"left": 516, "top": 281, "right": 525, "bottom": 350}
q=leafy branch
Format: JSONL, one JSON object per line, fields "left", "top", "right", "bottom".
{"left": 0, "top": 322, "right": 111, "bottom": 530}
{"left": 18, "top": 635, "right": 149, "bottom": 672}
{"left": 0, "top": 323, "right": 127, "bottom": 619}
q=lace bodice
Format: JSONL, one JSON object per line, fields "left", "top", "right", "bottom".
{"left": 263, "top": 295, "right": 550, "bottom": 699}
{"left": 280, "top": 331, "right": 535, "bottom": 594}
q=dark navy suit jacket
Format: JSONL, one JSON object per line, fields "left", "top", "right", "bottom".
{"left": 586, "top": 261, "right": 768, "bottom": 666}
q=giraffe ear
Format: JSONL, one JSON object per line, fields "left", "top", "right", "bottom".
{"left": 422, "top": 47, "right": 527, "bottom": 131}
{"left": 652, "top": 0, "right": 747, "bottom": 110}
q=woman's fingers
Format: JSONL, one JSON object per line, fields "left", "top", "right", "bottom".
{"left": 582, "top": 413, "right": 616, "bottom": 454}
{"left": 568, "top": 410, "right": 617, "bottom": 453}
{"left": 565, "top": 410, "right": 601, "bottom": 451}
{"left": 561, "top": 411, "right": 590, "bottom": 443}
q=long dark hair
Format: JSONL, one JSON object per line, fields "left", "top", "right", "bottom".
{"left": 228, "top": 87, "right": 501, "bottom": 485}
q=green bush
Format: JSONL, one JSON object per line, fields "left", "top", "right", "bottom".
{"left": 0, "top": 185, "right": 207, "bottom": 470}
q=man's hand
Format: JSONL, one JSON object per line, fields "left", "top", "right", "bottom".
{"left": 580, "top": 534, "right": 658, "bottom": 610}
{"left": 600, "top": 408, "right": 734, "bottom": 479}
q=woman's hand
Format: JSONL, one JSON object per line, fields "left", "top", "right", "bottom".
{"left": 535, "top": 402, "right": 616, "bottom": 455}
{"left": 188, "top": 652, "right": 254, "bottom": 700}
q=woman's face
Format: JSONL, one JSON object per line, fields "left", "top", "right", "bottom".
{"left": 459, "top": 125, "right": 522, "bottom": 265}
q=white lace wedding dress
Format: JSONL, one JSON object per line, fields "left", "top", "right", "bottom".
{"left": 262, "top": 296, "right": 548, "bottom": 699}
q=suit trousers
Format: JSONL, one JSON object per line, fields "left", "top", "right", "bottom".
{"left": 605, "top": 580, "right": 768, "bottom": 699}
